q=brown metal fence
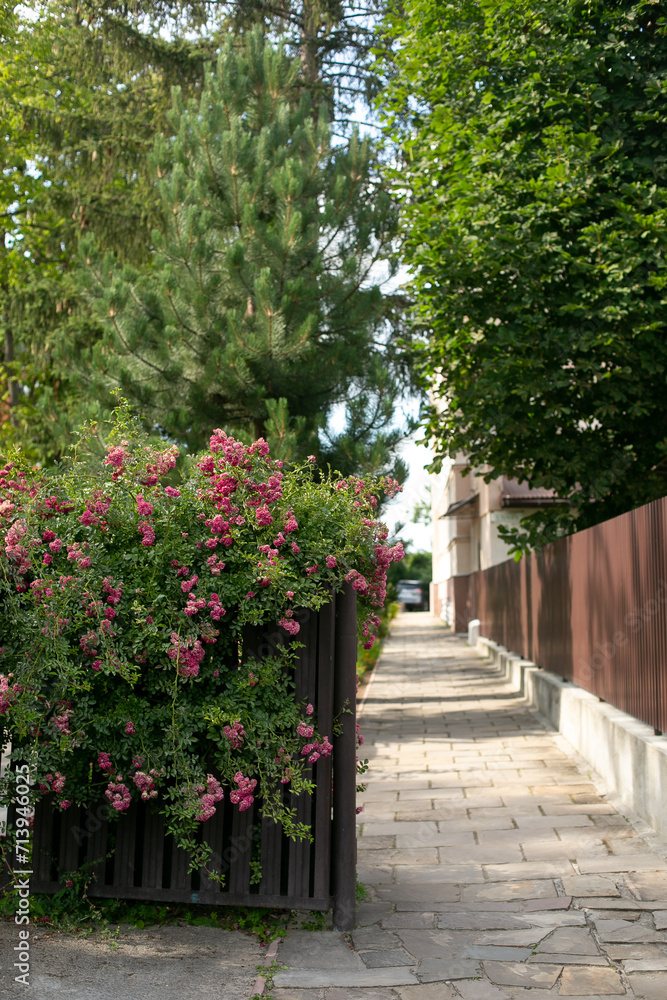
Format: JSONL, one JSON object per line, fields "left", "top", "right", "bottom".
{"left": 21, "top": 585, "right": 358, "bottom": 928}
{"left": 469, "top": 496, "right": 667, "bottom": 734}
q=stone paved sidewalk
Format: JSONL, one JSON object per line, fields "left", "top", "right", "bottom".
{"left": 273, "top": 613, "right": 667, "bottom": 1000}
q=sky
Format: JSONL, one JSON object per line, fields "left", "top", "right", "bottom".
{"left": 383, "top": 432, "right": 433, "bottom": 552}
{"left": 327, "top": 380, "right": 434, "bottom": 554}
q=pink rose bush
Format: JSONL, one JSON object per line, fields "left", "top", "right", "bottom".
{"left": 0, "top": 401, "right": 402, "bottom": 870}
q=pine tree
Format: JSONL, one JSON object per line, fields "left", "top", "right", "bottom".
{"left": 77, "top": 29, "right": 401, "bottom": 460}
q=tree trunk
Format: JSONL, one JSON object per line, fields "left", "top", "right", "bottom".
{"left": 4, "top": 326, "right": 20, "bottom": 429}
{"left": 301, "top": 0, "right": 322, "bottom": 92}
{"left": 1, "top": 231, "right": 20, "bottom": 429}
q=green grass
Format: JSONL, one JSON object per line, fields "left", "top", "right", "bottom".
{"left": 355, "top": 880, "right": 371, "bottom": 902}
{"left": 0, "top": 881, "right": 296, "bottom": 943}
{"left": 357, "top": 601, "right": 399, "bottom": 684}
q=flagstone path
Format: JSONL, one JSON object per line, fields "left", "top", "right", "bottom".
{"left": 273, "top": 612, "right": 667, "bottom": 1000}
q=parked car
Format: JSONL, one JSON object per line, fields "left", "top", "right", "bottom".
{"left": 396, "top": 579, "right": 427, "bottom": 611}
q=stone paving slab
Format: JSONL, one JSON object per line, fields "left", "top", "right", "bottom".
{"left": 275, "top": 615, "right": 667, "bottom": 998}
{"left": 273, "top": 968, "right": 419, "bottom": 988}
{"left": 278, "top": 931, "right": 365, "bottom": 970}
{"left": 626, "top": 971, "right": 667, "bottom": 998}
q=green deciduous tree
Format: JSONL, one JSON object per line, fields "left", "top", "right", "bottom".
{"left": 78, "top": 29, "right": 405, "bottom": 467}
{"left": 0, "top": 0, "right": 216, "bottom": 459}
{"left": 379, "top": 0, "right": 667, "bottom": 547}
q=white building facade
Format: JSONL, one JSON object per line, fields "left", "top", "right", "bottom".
{"left": 431, "top": 456, "right": 559, "bottom": 630}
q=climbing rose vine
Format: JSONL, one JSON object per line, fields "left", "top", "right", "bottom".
{"left": 0, "top": 404, "right": 402, "bottom": 872}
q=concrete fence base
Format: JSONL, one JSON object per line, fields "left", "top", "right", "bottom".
{"left": 476, "top": 634, "right": 667, "bottom": 844}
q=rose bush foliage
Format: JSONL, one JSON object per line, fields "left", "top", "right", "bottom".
{"left": 0, "top": 405, "right": 402, "bottom": 869}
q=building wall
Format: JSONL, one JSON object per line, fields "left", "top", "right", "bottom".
{"left": 431, "top": 456, "right": 477, "bottom": 626}
{"left": 431, "top": 461, "right": 546, "bottom": 629}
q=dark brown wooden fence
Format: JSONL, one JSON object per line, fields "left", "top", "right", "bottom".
{"left": 24, "top": 585, "right": 358, "bottom": 928}
{"left": 469, "top": 495, "right": 667, "bottom": 734}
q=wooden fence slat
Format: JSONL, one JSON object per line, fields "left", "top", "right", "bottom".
{"left": 288, "top": 607, "right": 319, "bottom": 898}
{"left": 142, "top": 808, "right": 165, "bottom": 890}
{"left": 227, "top": 803, "right": 253, "bottom": 894}
{"left": 332, "top": 582, "right": 358, "bottom": 931}
{"left": 78, "top": 884, "right": 331, "bottom": 907}
{"left": 170, "top": 836, "right": 192, "bottom": 891}
{"left": 31, "top": 800, "right": 54, "bottom": 884}
{"left": 288, "top": 783, "right": 313, "bottom": 899}
{"left": 313, "top": 594, "right": 335, "bottom": 898}
{"left": 258, "top": 812, "right": 282, "bottom": 895}
{"left": 199, "top": 807, "right": 226, "bottom": 894}
{"left": 58, "top": 805, "right": 81, "bottom": 877}
{"left": 84, "top": 807, "right": 108, "bottom": 888}
{"left": 113, "top": 806, "right": 137, "bottom": 889}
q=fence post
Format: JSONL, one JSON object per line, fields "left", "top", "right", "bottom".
{"left": 332, "top": 581, "right": 357, "bottom": 931}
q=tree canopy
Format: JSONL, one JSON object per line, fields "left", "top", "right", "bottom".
{"left": 0, "top": 0, "right": 216, "bottom": 459}
{"left": 78, "top": 29, "right": 407, "bottom": 467}
{"left": 1, "top": 0, "right": 410, "bottom": 477}
{"left": 379, "top": 0, "right": 667, "bottom": 547}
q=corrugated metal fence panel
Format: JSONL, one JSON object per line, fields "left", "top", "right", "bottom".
{"left": 655, "top": 501, "right": 667, "bottom": 735}
{"left": 27, "top": 589, "right": 357, "bottom": 911}
{"left": 469, "top": 496, "right": 667, "bottom": 734}
{"left": 533, "top": 537, "right": 573, "bottom": 680}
